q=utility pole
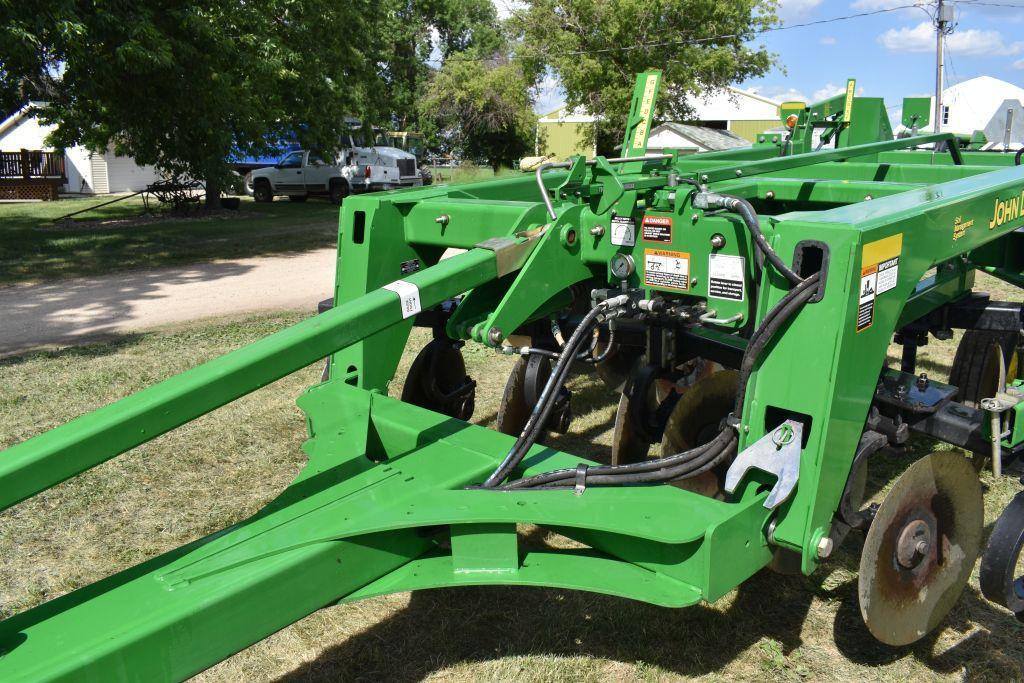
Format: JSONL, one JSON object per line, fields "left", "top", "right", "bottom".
{"left": 934, "top": 0, "right": 953, "bottom": 133}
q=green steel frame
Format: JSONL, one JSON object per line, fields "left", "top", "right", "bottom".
{"left": 2, "top": 73, "right": 1024, "bottom": 680}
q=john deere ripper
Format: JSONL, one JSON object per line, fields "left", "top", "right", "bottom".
{"left": 5, "top": 72, "right": 1024, "bottom": 679}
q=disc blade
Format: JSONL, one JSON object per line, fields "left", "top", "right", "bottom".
{"left": 858, "top": 451, "right": 983, "bottom": 646}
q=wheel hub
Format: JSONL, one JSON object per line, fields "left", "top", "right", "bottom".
{"left": 895, "top": 516, "right": 934, "bottom": 570}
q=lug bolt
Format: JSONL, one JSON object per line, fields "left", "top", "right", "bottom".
{"left": 590, "top": 226, "right": 605, "bottom": 236}
{"left": 435, "top": 214, "right": 450, "bottom": 225}
{"left": 488, "top": 327, "right": 503, "bottom": 345}
{"left": 691, "top": 213, "right": 699, "bottom": 223}
{"left": 766, "top": 190, "right": 775, "bottom": 200}
{"left": 817, "top": 536, "right": 834, "bottom": 559}
{"left": 916, "top": 373, "right": 929, "bottom": 391}
{"left": 710, "top": 233, "right": 726, "bottom": 249}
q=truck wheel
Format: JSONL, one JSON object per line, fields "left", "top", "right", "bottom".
{"left": 253, "top": 180, "right": 273, "bottom": 203}
{"left": 949, "top": 329, "right": 1020, "bottom": 407}
{"left": 288, "top": 194, "right": 308, "bottom": 203}
{"left": 329, "top": 181, "right": 349, "bottom": 205}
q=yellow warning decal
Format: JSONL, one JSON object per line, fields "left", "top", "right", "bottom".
{"left": 857, "top": 233, "right": 903, "bottom": 332}
{"left": 643, "top": 248, "right": 690, "bottom": 291}
{"left": 862, "top": 233, "right": 902, "bottom": 266}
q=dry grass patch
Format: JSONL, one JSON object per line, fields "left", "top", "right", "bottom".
{"left": 2, "top": 273, "right": 1024, "bottom": 680}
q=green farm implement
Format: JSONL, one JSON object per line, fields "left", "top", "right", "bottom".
{"left": 6, "top": 73, "right": 1024, "bottom": 678}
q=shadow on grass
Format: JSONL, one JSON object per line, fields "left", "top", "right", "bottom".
{"left": 279, "top": 570, "right": 819, "bottom": 682}
{"left": 0, "top": 260, "right": 257, "bottom": 358}
{"left": 0, "top": 331, "right": 147, "bottom": 368}
{"left": 0, "top": 197, "right": 339, "bottom": 285}
{"left": 279, "top": 536, "right": 1023, "bottom": 682}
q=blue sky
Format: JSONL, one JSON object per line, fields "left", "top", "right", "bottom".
{"left": 523, "top": 0, "right": 1024, "bottom": 117}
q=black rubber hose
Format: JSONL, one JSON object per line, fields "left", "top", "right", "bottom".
{"left": 722, "top": 195, "right": 802, "bottom": 286}
{"left": 504, "top": 428, "right": 732, "bottom": 489}
{"left": 502, "top": 272, "right": 823, "bottom": 491}
{"left": 732, "top": 272, "right": 821, "bottom": 413}
{"left": 481, "top": 305, "right": 606, "bottom": 487}
{"left": 1016, "top": 148, "right": 1024, "bottom": 166}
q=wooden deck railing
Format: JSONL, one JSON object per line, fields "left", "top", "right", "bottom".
{"left": 0, "top": 150, "right": 66, "bottom": 180}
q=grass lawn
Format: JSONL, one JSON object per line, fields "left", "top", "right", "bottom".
{"left": 0, "top": 195, "right": 340, "bottom": 285}
{"left": 2, "top": 272, "right": 1024, "bottom": 680}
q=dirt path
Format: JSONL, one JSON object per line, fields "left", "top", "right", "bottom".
{"left": 0, "top": 248, "right": 336, "bottom": 358}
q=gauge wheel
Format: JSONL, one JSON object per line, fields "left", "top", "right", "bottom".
{"left": 949, "top": 329, "right": 1020, "bottom": 407}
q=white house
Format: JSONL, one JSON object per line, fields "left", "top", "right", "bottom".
{"left": 928, "top": 76, "right": 1024, "bottom": 148}
{"left": 0, "top": 103, "right": 162, "bottom": 194}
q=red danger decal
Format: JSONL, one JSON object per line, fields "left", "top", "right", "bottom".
{"left": 641, "top": 215, "right": 672, "bottom": 242}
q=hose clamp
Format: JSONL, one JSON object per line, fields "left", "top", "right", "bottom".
{"left": 574, "top": 463, "right": 589, "bottom": 495}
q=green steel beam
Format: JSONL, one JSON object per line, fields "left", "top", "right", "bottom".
{"left": 0, "top": 248, "right": 499, "bottom": 513}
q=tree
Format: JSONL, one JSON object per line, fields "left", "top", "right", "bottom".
{"left": 512, "top": 0, "right": 778, "bottom": 153}
{"left": 372, "top": 0, "right": 502, "bottom": 131}
{"left": 1, "top": 0, "right": 380, "bottom": 208}
{"left": 420, "top": 51, "right": 536, "bottom": 171}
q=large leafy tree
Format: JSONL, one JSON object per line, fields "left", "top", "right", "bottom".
{"left": 1, "top": 0, "right": 379, "bottom": 207}
{"left": 375, "top": 0, "right": 502, "bottom": 131}
{"left": 420, "top": 51, "right": 536, "bottom": 171}
{"left": 512, "top": 0, "right": 778, "bottom": 153}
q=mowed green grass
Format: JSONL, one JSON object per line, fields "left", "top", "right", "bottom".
{"left": 2, "top": 275, "right": 1024, "bottom": 680}
{"left": 0, "top": 196, "right": 339, "bottom": 285}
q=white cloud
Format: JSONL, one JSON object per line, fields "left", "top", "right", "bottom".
{"left": 879, "top": 21, "right": 1024, "bottom": 56}
{"left": 532, "top": 73, "right": 564, "bottom": 114}
{"left": 820, "top": 35, "right": 837, "bottom": 45}
{"left": 749, "top": 85, "right": 808, "bottom": 102}
{"left": 812, "top": 83, "right": 846, "bottom": 101}
{"left": 777, "top": 0, "right": 822, "bottom": 20}
{"left": 492, "top": 0, "right": 525, "bottom": 20}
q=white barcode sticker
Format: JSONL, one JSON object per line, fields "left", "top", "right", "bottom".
{"left": 383, "top": 280, "right": 421, "bottom": 319}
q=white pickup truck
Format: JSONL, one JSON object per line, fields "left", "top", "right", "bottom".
{"left": 248, "top": 145, "right": 424, "bottom": 204}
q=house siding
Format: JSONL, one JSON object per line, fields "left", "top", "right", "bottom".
{"left": 105, "top": 151, "right": 161, "bottom": 192}
{"left": 728, "top": 119, "right": 780, "bottom": 143}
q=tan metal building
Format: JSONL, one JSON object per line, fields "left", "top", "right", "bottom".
{"left": 536, "top": 86, "right": 781, "bottom": 161}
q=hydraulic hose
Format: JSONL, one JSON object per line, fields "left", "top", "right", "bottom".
{"left": 721, "top": 195, "right": 802, "bottom": 286}
{"left": 481, "top": 299, "right": 622, "bottom": 488}
{"left": 500, "top": 271, "right": 823, "bottom": 491}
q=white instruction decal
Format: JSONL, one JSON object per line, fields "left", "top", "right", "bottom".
{"left": 708, "top": 253, "right": 745, "bottom": 302}
{"left": 857, "top": 270, "right": 876, "bottom": 331}
{"left": 876, "top": 256, "right": 899, "bottom": 294}
{"left": 383, "top": 280, "right": 421, "bottom": 319}
{"left": 610, "top": 216, "right": 636, "bottom": 247}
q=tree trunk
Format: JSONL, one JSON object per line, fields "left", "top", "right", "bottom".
{"left": 205, "top": 175, "right": 222, "bottom": 210}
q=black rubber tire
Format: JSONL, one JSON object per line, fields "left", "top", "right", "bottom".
{"left": 253, "top": 180, "right": 273, "bottom": 203}
{"left": 329, "top": 180, "right": 349, "bottom": 205}
{"left": 948, "top": 329, "right": 1020, "bottom": 407}
{"left": 980, "top": 490, "right": 1024, "bottom": 619}
{"left": 496, "top": 357, "right": 531, "bottom": 437}
{"left": 288, "top": 194, "right": 309, "bottom": 202}
{"left": 400, "top": 339, "right": 474, "bottom": 420}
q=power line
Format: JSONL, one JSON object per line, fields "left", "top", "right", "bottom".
{"left": 440, "top": 3, "right": 929, "bottom": 64}
{"left": 951, "top": 1, "right": 1024, "bottom": 7}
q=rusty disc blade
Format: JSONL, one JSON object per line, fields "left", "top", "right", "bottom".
{"left": 858, "top": 451, "right": 983, "bottom": 646}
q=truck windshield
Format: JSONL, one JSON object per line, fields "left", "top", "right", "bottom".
{"left": 279, "top": 152, "right": 303, "bottom": 168}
